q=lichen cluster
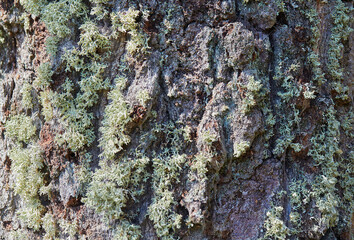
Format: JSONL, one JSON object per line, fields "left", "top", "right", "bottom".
{"left": 1, "top": 0, "right": 352, "bottom": 239}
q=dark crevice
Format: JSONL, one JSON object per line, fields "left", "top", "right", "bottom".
{"left": 266, "top": 29, "right": 278, "bottom": 155}
{"left": 276, "top": 12, "right": 288, "bottom": 26}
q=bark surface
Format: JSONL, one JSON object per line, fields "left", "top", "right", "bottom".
{"left": 0, "top": 0, "right": 353, "bottom": 239}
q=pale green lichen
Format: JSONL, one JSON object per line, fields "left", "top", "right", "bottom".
{"left": 147, "top": 123, "right": 187, "bottom": 239}
{"left": 19, "top": 0, "right": 48, "bottom": 16}
{"left": 233, "top": 140, "right": 250, "bottom": 158}
{"left": 111, "top": 8, "right": 149, "bottom": 55}
{"left": 5, "top": 114, "right": 36, "bottom": 144}
{"left": 98, "top": 76, "right": 131, "bottom": 160}
{"left": 327, "top": 0, "right": 352, "bottom": 100}
{"left": 273, "top": 62, "right": 302, "bottom": 156}
{"left": 33, "top": 62, "right": 53, "bottom": 90}
{"left": 8, "top": 229, "right": 28, "bottom": 240}
{"left": 90, "top": 0, "right": 110, "bottom": 19}
{"left": 112, "top": 220, "right": 142, "bottom": 240}
{"left": 41, "top": 0, "right": 87, "bottom": 56}
{"left": 239, "top": 74, "right": 263, "bottom": 113}
{"left": 262, "top": 206, "right": 290, "bottom": 240}
{"left": 84, "top": 156, "right": 149, "bottom": 221}
{"left": 10, "top": 144, "right": 45, "bottom": 230}
{"left": 148, "top": 154, "right": 185, "bottom": 239}
{"left": 200, "top": 129, "right": 218, "bottom": 146}
{"left": 136, "top": 90, "right": 151, "bottom": 106}
{"left": 39, "top": 90, "right": 54, "bottom": 122}
{"left": 308, "top": 106, "right": 341, "bottom": 231}
{"left": 21, "top": 81, "right": 33, "bottom": 110}
{"left": 190, "top": 153, "right": 210, "bottom": 182}
{"left": 58, "top": 218, "right": 77, "bottom": 239}
{"left": 78, "top": 20, "right": 110, "bottom": 58}
{"left": 42, "top": 212, "right": 57, "bottom": 239}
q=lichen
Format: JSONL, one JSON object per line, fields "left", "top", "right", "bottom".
{"left": 98, "top": 76, "right": 131, "bottom": 160}
{"left": 20, "top": 81, "right": 33, "bottom": 110}
{"left": 42, "top": 212, "right": 57, "bottom": 239}
{"left": 262, "top": 206, "right": 290, "bottom": 240}
{"left": 5, "top": 114, "right": 37, "bottom": 144}
{"left": 9, "top": 144, "right": 45, "bottom": 230}
{"left": 233, "top": 140, "right": 250, "bottom": 158}
{"left": 111, "top": 8, "right": 149, "bottom": 55}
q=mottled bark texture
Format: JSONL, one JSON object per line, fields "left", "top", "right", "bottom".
{"left": 0, "top": 0, "right": 353, "bottom": 239}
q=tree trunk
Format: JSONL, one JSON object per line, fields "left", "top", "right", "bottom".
{"left": 0, "top": 0, "right": 352, "bottom": 239}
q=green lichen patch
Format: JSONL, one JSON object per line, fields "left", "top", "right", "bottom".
{"left": 5, "top": 114, "right": 37, "bottom": 144}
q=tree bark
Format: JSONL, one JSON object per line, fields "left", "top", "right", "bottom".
{"left": 0, "top": 0, "right": 352, "bottom": 239}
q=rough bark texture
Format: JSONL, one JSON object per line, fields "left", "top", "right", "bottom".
{"left": 0, "top": 0, "right": 353, "bottom": 239}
